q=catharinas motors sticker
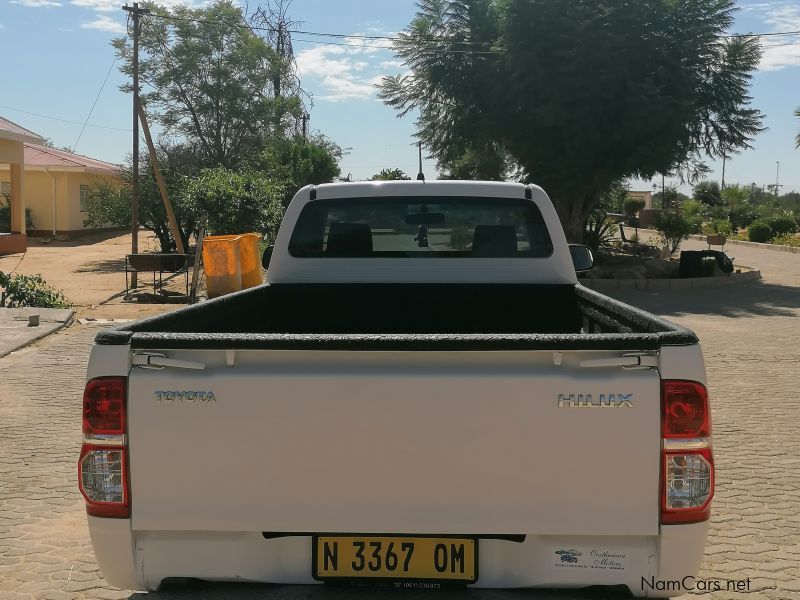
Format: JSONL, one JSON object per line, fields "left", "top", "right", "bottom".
{"left": 553, "top": 548, "right": 626, "bottom": 571}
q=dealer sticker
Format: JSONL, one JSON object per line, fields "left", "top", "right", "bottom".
{"left": 553, "top": 548, "right": 626, "bottom": 571}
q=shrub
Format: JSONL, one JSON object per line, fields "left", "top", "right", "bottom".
{"left": 0, "top": 272, "right": 70, "bottom": 308}
{"left": 767, "top": 215, "right": 797, "bottom": 237}
{"left": 584, "top": 211, "right": 617, "bottom": 254}
{"left": 771, "top": 233, "right": 800, "bottom": 248}
{"left": 0, "top": 205, "right": 35, "bottom": 231}
{"left": 702, "top": 219, "right": 732, "bottom": 236}
{"left": 622, "top": 197, "right": 646, "bottom": 218}
{"left": 693, "top": 180, "right": 722, "bottom": 206}
{"left": 747, "top": 221, "right": 772, "bottom": 243}
{"left": 728, "top": 203, "right": 757, "bottom": 230}
{"left": 183, "top": 169, "right": 286, "bottom": 242}
{"left": 654, "top": 211, "right": 692, "bottom": 255}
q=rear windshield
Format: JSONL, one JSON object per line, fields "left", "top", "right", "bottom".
{"left": 288, "top": 196, "right": 553, "bottom": 258}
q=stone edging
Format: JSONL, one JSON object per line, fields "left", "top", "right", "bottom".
{"left": 689, "top": 234, "right": 800, "bottom": 253}
{"left": 579, "top": 270, "right": 761, "bottom": 291}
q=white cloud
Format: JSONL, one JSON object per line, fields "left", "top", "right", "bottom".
{"left": 70, "top": 0, "right": 116, "bottom": 11}
{"left": 380, "top": 60, "right": 405, "bottom": 70}
{"left": 9, "top": 0, "right": 61, "bottom": 6}
{"left": 748, "top": 2, "right": 800, "bottom": 70}
{"left": 295, "top": 30, "right": 396, "bottom": 102}
{"left": 69, "top": 0, "right": 204, "bottom": 10}
{"left": 80, "top": 14, "right": 125, "bottom": 33}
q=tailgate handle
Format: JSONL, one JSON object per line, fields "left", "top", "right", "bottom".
{"left": 132, "top": 352, "right": 206, "bottom": 370}
{"left": 579, "top": 353, "right": 658, "bottom": 369}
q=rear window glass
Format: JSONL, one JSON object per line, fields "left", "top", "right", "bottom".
{"left": 288, "top": 196, "right": 553, "bottom": 258}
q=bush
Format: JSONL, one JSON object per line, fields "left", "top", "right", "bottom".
{"left": 0, "top": 204, "right": 35, "bottom": 232}
{"left": 693, "top": 180, "right": 722, "bottom": 206}
{"left": 584, "top": 211, "right": 617, "bottom": 254}
{"left": 183, "top": 169, "right": 286, "bottom": 242}
{"left": 622, "top": 197, "right": 646, "bottom": 218}
{"left": 654, "top": 211, "right": 692, "bottom": 255}
{"left": 771, "top": 233, "right": 800, "bottom": 248}
{"left": 0, "top": 272, "right": 70, "bottom": 308}
{"left": 767, "top": 215, "right": 797, "bottom": 237}
{"left": 747, "top": 221, "right": 772, "bottom": 243}
{"left": 702, "top": 219, "right": 732, "bottom": 236}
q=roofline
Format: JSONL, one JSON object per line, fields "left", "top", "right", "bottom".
{"left": 0, "top": 116, "right": 46, "bottom": 145}
{"left": 0, "top": 130, "right": 46, "bottom": 145}
{"left": 0, "top": 163, "right": 121, "bottom": 176}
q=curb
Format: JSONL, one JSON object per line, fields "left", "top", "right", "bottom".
{"left": 0, "top": 309, "right": 75, "bottom": 359}
{"left": 688, "top": 234, "right": 800, "bottom": 253}
{"left": 579, "top": 270, "right": 762, "bottom": 291}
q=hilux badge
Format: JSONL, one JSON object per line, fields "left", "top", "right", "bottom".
{"left": 558, "top": 394, "right": 633, "bottom": 408}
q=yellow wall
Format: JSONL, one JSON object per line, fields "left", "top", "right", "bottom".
{"left": 0, "top": 139, "right": 24, "bottom": 164}
{"left": 0, "top": 169, "right": 119, "bottom": 233}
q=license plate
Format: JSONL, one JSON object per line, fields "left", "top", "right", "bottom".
{"left": 313, "top": 535, "right": 478, "bottom": 583}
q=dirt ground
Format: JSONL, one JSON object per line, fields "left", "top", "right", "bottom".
{"left": 0, "top": 230, "right": 190, "bottom": 320}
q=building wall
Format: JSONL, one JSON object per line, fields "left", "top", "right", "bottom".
{"left": 0, "top": 169, "right": 120, "bottom": 234}
{"left": 0, "top": 139, "right": 24, "bottom": 164}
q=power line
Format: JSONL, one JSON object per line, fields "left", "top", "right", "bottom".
{"left": 72, "top": 56, "right": 118, "bottom": 152}
{"left": 0, "top": 104, "right": 130, "bottom": 133}
{"left": 149, "top": 11, "right": 800, "bottom": 44}
{"left": 723, "top": 29, "right": 800, "bottom": 38}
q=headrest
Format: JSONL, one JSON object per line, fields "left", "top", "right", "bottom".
{"left": 472, "top": 225, "right": 518, "bottom": 257}
{"left": 326, "top": 222, "right": 374, "bottom": 257}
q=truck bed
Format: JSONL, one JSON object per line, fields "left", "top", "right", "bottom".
{"left": 97, "top": 284, "right": 696, "bottom": 351}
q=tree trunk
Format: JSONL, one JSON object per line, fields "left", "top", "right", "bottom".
{"left": 554, "top": 199, "right": 588, "bottom": 243}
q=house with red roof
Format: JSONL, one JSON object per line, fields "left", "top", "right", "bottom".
{"left": 1, "top": 119, "right": 122, "bottom": 253}
{"left": 0, "top": 116, "right": 44, "bottom": 254}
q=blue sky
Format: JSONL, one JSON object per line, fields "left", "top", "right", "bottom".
{"left": 1, "top": 0, "right": 798, "bottom": 192}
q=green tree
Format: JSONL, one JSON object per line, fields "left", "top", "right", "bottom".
{"left": 113, "top": 0, "right": 305, "bottom": 169}
{"left": 654, "top": 211, "right": 692, "bottom": 256}
{"left": 795, "top": 106, "right": 800, "bottom": 148}
{"left": 260, "top": 135, "right": 342, "bottom": 207}
{"left": 693, "top": 180, "right": 723, "bottom": 207}
{"left": 83, "top": 143, "right": 202, "bottom": 251}
{"left": 623, "top": 197, "right": 646, "bottom": 220}
{"left": 379, "top": 0, "right": 764, "bottom": 241}
{"left": 371, "top": 168, "right": 412, "bottom": 181}
{"left": 437, "top": 142, "right": 518, "bottom": 181}
{"left": 183, "top": 168, "right": 285, "bottom": 241}
{"left": 722, "top": 184, "right": 756, "bottom": 229}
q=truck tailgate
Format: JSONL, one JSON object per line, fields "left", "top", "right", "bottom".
{"left": 128, "top": 350, "right": 661, "bottom": 536}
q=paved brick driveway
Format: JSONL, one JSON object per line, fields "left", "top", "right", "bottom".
{"left": 1, "top": 240, "right": 799, "bottom": 600}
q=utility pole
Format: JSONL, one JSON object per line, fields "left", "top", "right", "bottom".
{"left": 301, "top": 113, "right": 309, "bottom": 141}
{"left": 123, "top": 2, "right": 150, "bottom": 287}
{"left": 661, "top": 174, "right": 666, "bottom": 209}
{"left": 775, "top": 161, "right": 781, "bottom": 198}
{"left": 416, "top": 141, "right": 424, "bottom": 181}
{"left": 721, "top": 154, "right": 726, "bottom": 190}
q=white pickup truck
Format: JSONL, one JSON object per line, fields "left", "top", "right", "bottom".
{"left": 79, "top": 181, "right": 713, "bottom": 597}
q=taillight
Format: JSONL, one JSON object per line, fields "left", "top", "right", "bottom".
{"left": 79, "top": 376, "right": 130, "bottom": 518}
{"left": 662, "top": 380, "right": 710, "bottom": 438}
{"left": 79, "top": 445, "right": 129, "bottom": 517}
{"left": 660, "top": 380, "right": 713, "bottom": 525}
{"left": 83, "top": 377, "right": 126, "bottom": 436}
{"left": 661, "top": 448, "right": 714, "bottom": 524}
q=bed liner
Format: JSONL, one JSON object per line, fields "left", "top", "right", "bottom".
{"left": 96, "top": 284, "right": 695, "bottom": 351}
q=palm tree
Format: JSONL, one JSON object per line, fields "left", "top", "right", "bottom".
{"left": 796, "top": 107, "right": 800, "bottom": 148}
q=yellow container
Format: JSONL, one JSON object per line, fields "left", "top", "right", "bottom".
{"left": 202, "top": 234, "right": 242, "bottom": 298}
{"left": 238, "top": 232, "right": 263, "bottom": 289}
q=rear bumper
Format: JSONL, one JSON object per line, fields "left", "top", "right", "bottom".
{"left": 87, "top": 517, "right": 709, "bottom": 597}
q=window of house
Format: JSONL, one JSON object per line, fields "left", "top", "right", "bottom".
{"left": 1, "top": 182, "right": 10, "bottom": 199}
{"left": 80, "top": 184, "right": 89, "bottom": 212}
